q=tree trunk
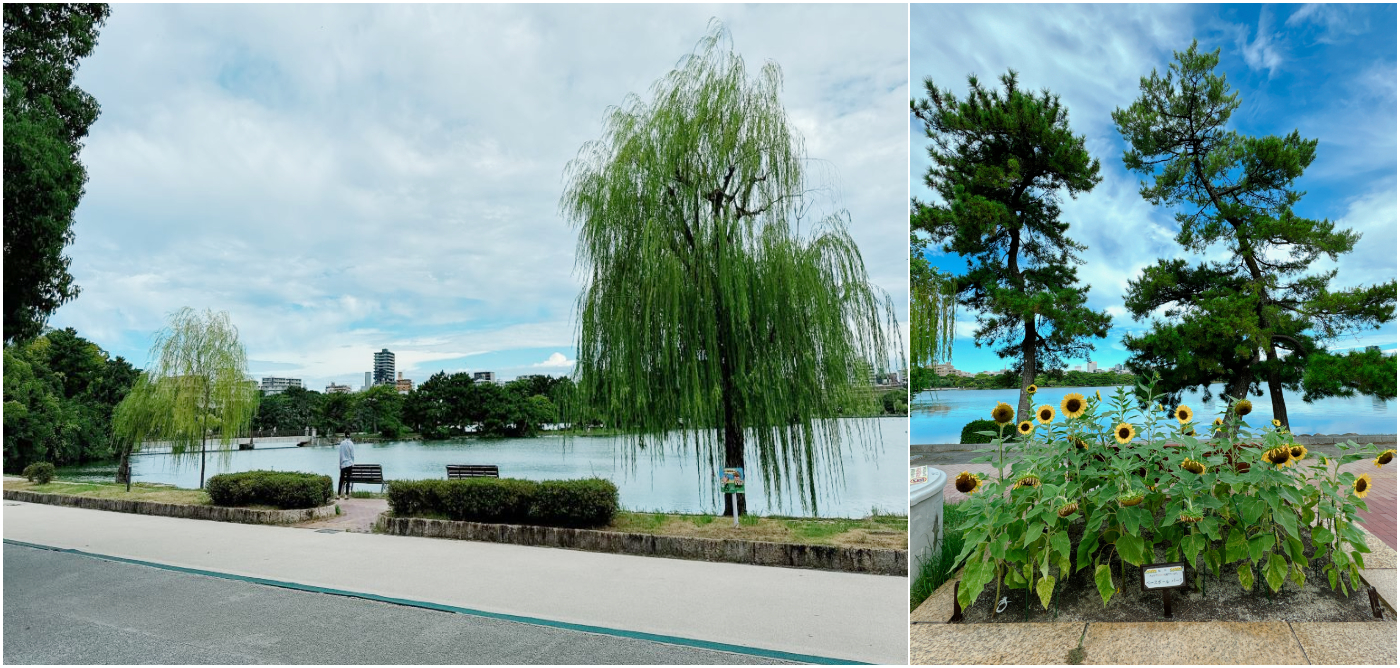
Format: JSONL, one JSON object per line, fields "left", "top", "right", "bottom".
{"left": 1263, "top": 345, "right": 1289, "bottom": 430}
{"left": 1018, "top": 317, "right": 1037, "bottom": 422}
{"left": 116, "top": 446, "right": 132, "bottom": 491}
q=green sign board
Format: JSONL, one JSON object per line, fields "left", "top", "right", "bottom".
{"left": 721, "top": 467, "right": 745, "bottom": 494}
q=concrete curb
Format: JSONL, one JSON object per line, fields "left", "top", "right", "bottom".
{"left": 377, "top": 514, "right": 907, "bottom": 576}
{"left": 913, "top": 434, "right": 1397, "bottom": 451}
{"left": 3, "top": 489, "right": 337, "bottom": 525}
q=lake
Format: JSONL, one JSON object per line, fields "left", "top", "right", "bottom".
{"left": 67, "top": 417, "right": 907, "bottom": 519}
{"left": 912, "top": 384, "right": 1396, "bottom": 444}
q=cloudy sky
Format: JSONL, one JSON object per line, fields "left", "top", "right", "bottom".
{"left": 912, "top": 3, "right": 1397, "bottom": 373}
{"left": 51, "top": 3, "right": 909, "bottom": 390}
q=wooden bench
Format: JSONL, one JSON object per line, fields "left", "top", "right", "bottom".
{"left": 446, "top": 465, "right": 499, "bottom": 479}
{"left": 343, "top": 464, "right": 385, "bottom": 492}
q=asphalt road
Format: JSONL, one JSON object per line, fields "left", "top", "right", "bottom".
{"left": 3, "top": 543, "right": 790, "bottom": 665}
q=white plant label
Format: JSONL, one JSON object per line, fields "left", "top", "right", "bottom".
{"left": 1143, "top": 563, "right": 1185, "bottom": 589}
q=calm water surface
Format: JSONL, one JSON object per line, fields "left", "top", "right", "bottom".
{"left": 71, "top": 418, "right": 907, "bottom": 518}
{"left": 912, "top": 384, "right": 1396, "bottom": 444}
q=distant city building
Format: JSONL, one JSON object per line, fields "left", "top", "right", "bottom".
{"left": 1112, "top": 364, "right": 1127, "bottom": 373}
{"left": 259, "top": 377, "right": 302, "bottom": 395}
{"left": 364, "top": 371, "right": 372, "bottom": 390}
{"left": 374, "top": 349, "right": 395, "bottom": 385}
{"left": 1086, "top": 361, "right": 1097, "bottom": 373}
{"left": 472, "top": 371, "right": 496, "bottom": 383}
{"left": 395, "top": 371, "right": 413, "bottom": 394}
{"left": 325, "top": 383, "right": 352, "bottom": 394}
{"left": 934, "top": 363, "right": 955, "bottom": 376}
{"left": 1072, "top": 365, "right": 1083, "bottom": 372}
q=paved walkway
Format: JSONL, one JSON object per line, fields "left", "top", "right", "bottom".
{"left": 2, "top": 501, "right": 906, "bottom": 664}
{"left": 296, "top": 496, "right": 388, "bottom": 532}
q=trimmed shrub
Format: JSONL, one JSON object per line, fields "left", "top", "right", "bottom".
{"left": 529, "top": 479, "right": 620, "bottom": 528}
{"left": 959, "top": 419, "right": 1001, "bottom": 444}
{"left": 22, "top": 462, "right": 55, "bottom": 484}
{"left": 387, "top": 477, "right": 618, "bottom": 528}
{"left": 206, "top": 470, "right": 333, "bottom": 509}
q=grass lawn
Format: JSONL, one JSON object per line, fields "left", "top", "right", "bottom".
{"left": 4, "top": 479, "right": 211, "bottom": 505}
{"left": 608, "top": 510, "right": 907, "bottom": 549}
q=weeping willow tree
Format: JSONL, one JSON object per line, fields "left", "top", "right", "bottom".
{"left": 911, "top": 234, "right": 955, "bottom": 370}
{"left": 560, "top": 23, "right": 899, "bottom": 515}
{"left": 111, "top": 307, "right": 257, "bottom": 489}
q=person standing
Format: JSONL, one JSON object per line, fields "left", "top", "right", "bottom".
{"left": 337, "top": 434, "right": 355, "bottom": 498}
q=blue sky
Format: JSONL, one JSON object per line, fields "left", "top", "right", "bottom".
{"left": 51, "top": 4, "right": 909, "bottom": 391}
{"left": 912, "top": 3, "right": 1397, "bottom": 373}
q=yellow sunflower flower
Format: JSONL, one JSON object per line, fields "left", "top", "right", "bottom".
{"left": 1026, "top": 384, "right": 1038, "bottom": 394}
{"left": 1375, "top": 450, "right": 1395, "bottom": 468}
{"left": 1113, "top": 423, "right": 1136, "bottom": 444}
{"left": 1057, "top": 502, "right": 1079, "bottom": 517}
{"left": 954, "top": 471, "right": 982, "bottom": 494}
{"left": 1263, "top": 447, "right": 1291, "bottom": 468}
{"left": 1289, "top": 445, "right": 1307, "bottom": 463}
{"left": 1213, "top": 418, "right": 1223, "bottom": 426}
{"left": 1235, "top": 399, "right": 1253, "bottom": 417}
{"left": 1272, "top": 419, "right": 1281, "bottom": 427}
{"left": 1036, "top": 405, "right": 1056, "bottom": 424}
{"left": 1183, "top": 426, "right": 1196, "bottom": 437}
{"left": 1354, "top": 474, "right": 1372, "bottom": 499}
{"left": 1017, "top": 420, "right": 1034, "bottom": 436}
{"left": 1181, "top": 458, "right": 1206, "bottom": 475}
{"left": 1094, "top": 390, "right": 1101, "bottom": 400}
{"left": 1174, "top": 405, "right": 1193, "bottom": 424}
{"left": 1061, "top": 393, "right": 1087, "bottom": 419}
{"left": 1016, "top": 473, "right": 1041, "bottom": 488}
{"left": 991, "top": 402, "right": 1015, "bottom": 425}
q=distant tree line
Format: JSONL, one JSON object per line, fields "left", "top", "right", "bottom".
{"left": 911, "top": 366, "right": 1137, "bottom": 393}
{"left": 4, "top": 328, "right": 139, "bottom": 472}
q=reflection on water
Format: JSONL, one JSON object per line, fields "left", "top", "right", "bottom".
{"left": 912, "top": 384, "right": 1396, "bottom": 444}
{"left": 68, "top": 418, "right": 908, "bottom": 519}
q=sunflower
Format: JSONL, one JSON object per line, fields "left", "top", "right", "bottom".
{"left": 1113, "top": 423, "right": 1136, "bottom": 444}
{"left": 1026, "top": 384, "right": 1038, "bottom": 394}
{"left": 1213, "top": 418, "right": 1223, "bottom": 426}
{"left": 991, "top": 402, "right": 1015, "bottom": 426}
{"left": 1289, "top": 445, "right": 1307, "bottom": 463}
{"left": 1272, "top": 419, "right": 1281, "bottom": 427}
{"left": 1375, "top": 450, "right": 1395, "bottom": 468}
{"left": 1016, "top": 473, "right": 1041, "bottom": 488}
{"left": 1174, "top": 405, "right": 1193, "bottom": 424}
{"left": 954, "top": 471, "right": 983, "bottom": 494}
{"left": 1057, "top": 501, "right": 1079, "bottom": 518}
{"left": 1061, "top": 393, "right": 1087, "bottom": 419}
{"left": 1181, "top": 458, "right": 1206, "bottom": 475}
{"left": 1017, "top": 420, "right": 1034, "bottom": 436}
{"left": 1118, "top": 493, "right": 1144, "bottom": 507}
{"left": 1094, "top": 390, "right": 1101, "bottom": 400}
{"left": 1178, "top": 510, "right": 1204, "bottom": 524}
{"left": 1183, "top": 426, "right": 1196, "bottom": 437}
{"left": 1036, "top": 405, "right": 1056, "bottom": 424}
{"left": 1072, "top": 437, "right": 1089, "bottom": 450}
{"left": 1235, "top": 399, "right": 1253, "bottom": 417}
{"left": 1263, "top": 447, "right": 1291, "bottom": 468}
{"left": 1354, "top": 474, "right": 1372, "bottom": 499}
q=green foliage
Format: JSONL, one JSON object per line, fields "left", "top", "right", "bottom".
{"left": 910, "top": 501, "right": 970, "bottom": 611}
{"left": 111, "top": 308, "right": 259, "bottom": 488}
{"left": 1113, "top": 41, "right": 1397, "bottom": 424}
{"left": 205, "top": 470, "right": 334, "bottom": 509}
{"left": 912, "top": 70, "right": 1111, "bottom": 422}
{"left": 387, "top": 477, "right": 619, "bottom": 528}
{"left": 879, "top": 389, "right": 908, "bottom": 416}
{"left": 3, "top": 328, "right": 138, "bottom": 472}
{"left": 559, "top": 22, "right": 898, "bottom": 515}
{"left": 911, "top": 234, "right": 955, "bottom": 369}
{"left": 252, "top": 386, "right": 322, "bottom": 433}
{"left": 402, "top": 371, "right": 562, "bottom": 439}
{"left": 22, "top": 461, "right": 55, "bottom": 484}
{"left": 944, "top": 377, "right": 1386, "bottom": 615}
{"left": 917, "top": 369, "right": 1137, "bottom": 392}
{"left": 959, "top": 419, "right": 1002, "bottom": 445}
{"left": 3, "top": 4, "right": 111, "bottom": 343}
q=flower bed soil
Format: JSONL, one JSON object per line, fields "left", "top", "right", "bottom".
{"left": 956, "top": 519, "right": 1387, "bottom": 624}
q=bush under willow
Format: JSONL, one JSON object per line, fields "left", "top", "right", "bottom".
{"left": 112, "top": 308, "right": 258, "bottom": 489}
{"left": 559, "top": 22, "right": 899, "bottom": 514}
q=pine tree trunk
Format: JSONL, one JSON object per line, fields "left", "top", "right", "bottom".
{"left": 1018, "top": 318, "right": 1037, "bottom": 422}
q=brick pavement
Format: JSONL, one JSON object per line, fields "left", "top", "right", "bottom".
{"left": 933, "top": 457, "right": 1398, "bottom": 550}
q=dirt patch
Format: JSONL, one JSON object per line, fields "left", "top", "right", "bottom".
{"left": 957, "top": 522, "right": 1387, "bottom": 624}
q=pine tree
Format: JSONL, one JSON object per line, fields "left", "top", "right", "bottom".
{"left": 1112, "top": 41, "right": 1396, "bottom": 426}
{"left": 912, "top": 70, "right": 1111, "bottom": 421}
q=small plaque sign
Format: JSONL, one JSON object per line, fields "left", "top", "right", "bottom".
{"left": 720, "top": 467, "right": 745, "bottom": 494}
{"left": 910, "top": 466, "right": 928, "bottom": 485}
{"left": 1141, "top": 562, "right": 1187, "bottom": 590}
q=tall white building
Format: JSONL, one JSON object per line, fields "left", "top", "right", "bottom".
{"left": 374, "top": 349, "right": 395, "bottom": 385}
{"left": 364, "top": 372, "right": 372, "bottom": 390}
{"left": 1087, "top": 360, "right": 1098, "bottom": 372}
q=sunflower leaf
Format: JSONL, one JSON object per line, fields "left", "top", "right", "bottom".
{"left": 1285, "top": 536, "right": 1306, "bottom": 564}
{"left": 1310, "top": 525, "right": 1334, "bottom": 549}
{"left": 1037, "top": 574, "right": 1056, "bottom": 610}
{"left": 1238, "top": 563, "right": 1255, "bottom": 591}
{"left": 1248, "top": 534, "right": 1275, "bottom": 563}
{"left": 1121, "top": 506, "right": 1140, "bottom": 536}
{"left": 1206, "top": 547, "right": 1222, "bottom": 577}
{"left": 1238, "top": 498, "right": 1266, "bottom": 524}
{"left": 1094, "top": 564, "right": 1114, "bottom": 606}
{"left": 1352, "top": 551, "right": 1366, "bottom": 570}
{"left": 1116, "top": 534, "right": 1147, "bottom": 567}
{"left": 1348, "top": 565, "right": 1361, "bottom": 591}
{"left": 1326, "top": 566, "right": 1338, "bottom": 591}
{"left": 1290, "top": 562, "right": 1306, "bottom": 588}
{"left": 1198, "top": 516, "right": 1220, "bottom": 541}
{"left": 1274, "top": 511, "right": 1300, "bottom": 542}
{"left": 1023, "top": 521, "right": 1045, "bottom": 548}
{"left": 1225, "top": 528, "right": 1248, "bottom": 563}
{"left": 1051, "top": 531, "right": 1072, "bottom": 561}
{"left": 1182, "top": 533, "right": 1203, "bottom": 569}
{"left": 1278, "top": 485, "right": 1302, "bottom": 506}
{"left": 1076, "top": 535, "right": 1098, "bottom": 572}
{"left": 1265, "top": 554, "right": 1287, "bottom": 592}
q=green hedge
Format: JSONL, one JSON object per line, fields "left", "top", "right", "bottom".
{"left": 206, "top": 470, "right": 334, "bottom": 509}
{"left": 388, "top": 477, "right": 619, "bottom": 528}
{"left": 22, "top": 462, "right": 55, "bottom": 484}
{"left": 960, "top": 419, "right": 1002, "bottom": 444}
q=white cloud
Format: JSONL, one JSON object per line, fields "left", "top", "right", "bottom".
{"left": 533, "top": 352, "right": 574, "bottom": 368}
{"left": 1237, "top": 10, "right": 1285, "bottom": 77}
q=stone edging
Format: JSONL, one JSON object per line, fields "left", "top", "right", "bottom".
{"left": 377, "top": 514, "right": 907, "bottom": 576}
{"left": 3, "top": 489, "right": 337, "bottom": 525}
